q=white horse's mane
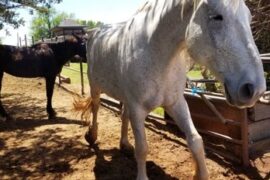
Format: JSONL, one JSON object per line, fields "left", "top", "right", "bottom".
{"left": 135, "top": 0, "right": 241, "bottom": 16}
{"left": 135, "top": 0, "right": 199, "bottom": 14}
{"left": 188, "top": 0, "right": 241, "bottom": 14}
{"left": 208, "top": 0, "right": 241, "bottom": 14}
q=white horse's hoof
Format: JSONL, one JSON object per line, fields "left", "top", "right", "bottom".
{"left": 136, "top": 176, "right": 149, "bottom": 180}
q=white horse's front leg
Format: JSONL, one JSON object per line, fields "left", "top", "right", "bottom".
{"left": 165, "top": 96, "right": 209, "bottom": 180}
{"left": 120, "top": 105, "right": 134, "bottom": 153}
{"left": 128, "top": 105, "right": 149, "bottom": 180}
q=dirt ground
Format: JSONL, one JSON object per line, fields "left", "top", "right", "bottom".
{"left": 0, "top": 74, "right": 269, "bottom": 180}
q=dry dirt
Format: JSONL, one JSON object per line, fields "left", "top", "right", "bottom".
{"left": 0, "top": 74, "right": 269, "bottom": 180}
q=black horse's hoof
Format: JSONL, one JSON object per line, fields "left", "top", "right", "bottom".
{"left": 85, "top": 131, "right": 97, "bottom": 147}
{"left": 48, "top": 111, "right": 57, "bottom": 120}
{"left": 0, "top": 115, "right": 7, "bottom": 122}
{"left": 0, "top": 115, "right": 13, "bottom": 122}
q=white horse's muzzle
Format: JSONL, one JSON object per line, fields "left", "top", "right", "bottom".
{"left": 224, "top": 79, "right": 266, "bottom": 108}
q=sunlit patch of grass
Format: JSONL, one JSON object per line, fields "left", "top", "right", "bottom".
{"left": 152, "top": 107, "right": 164, "bottom": 117}
{"left": 61, "top": 63, "right": 89, "bottom": 84}
{"left": 187, "top": 70, "right": 202, "bottom": 79}
{"left": 61, "top": 64, "right": 203, "bottom": 116}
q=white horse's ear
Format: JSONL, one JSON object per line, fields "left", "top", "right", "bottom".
{"left": 193, "top": 0, "right": 202, "bottom": 10}
{"left": 83, "top": 34, "right": 88, "bottom": 40}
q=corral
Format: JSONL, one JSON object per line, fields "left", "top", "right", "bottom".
{"left": 60, "top": 54, "right": 270, "bottom": 168}
{"left": 0, "top": 74, "right": 269, "bottom": 179}
{"left": 0, "top": 0, "right": 269, "bottom": 179}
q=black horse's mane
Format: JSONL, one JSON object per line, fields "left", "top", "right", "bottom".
{"left": 0, "top": 36, "right": 81, "bottom": 64}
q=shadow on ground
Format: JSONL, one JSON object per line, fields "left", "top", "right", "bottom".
{"left": 145, "top": 117, "right": 270, "bottom": 180}
{"left": 92, "top": 144, "right": 178, "bottom": 180}
{"left": 0, "top": 92, "right": 90, "bottom": 179}
{"left": 0, "top": 91, "right": 178, "bottom": 180}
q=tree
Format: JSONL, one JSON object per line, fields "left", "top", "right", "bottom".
{"left": 30, "top": 8, "right": 73, "bottom": 41}
{"left": 77, "top": 20, "right": 104, "bottom": 29}
{"left": 0, "top": 0, "right": 62, "bottom": 30}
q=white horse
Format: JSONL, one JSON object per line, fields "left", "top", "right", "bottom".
{"left": 78, "top": 0, "right": 266, "bottom": 179}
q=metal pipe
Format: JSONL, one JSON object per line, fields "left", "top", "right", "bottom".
{"left": 198, "top": 92, "right": 229, "bottom": 124}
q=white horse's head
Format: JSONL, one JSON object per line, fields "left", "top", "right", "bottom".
{"left": 185, "top": 0, "right": 266, "bottom": 108}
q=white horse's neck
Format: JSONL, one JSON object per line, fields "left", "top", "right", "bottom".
{"left": 134, "top": 0, "right": 194, "bottom": 61}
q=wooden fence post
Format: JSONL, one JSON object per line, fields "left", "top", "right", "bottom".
{"left": 24, "top": 34, "right": 27, "bottom": 47}
{"left": 79, "top": 58, "right": 85, "bottom": 95}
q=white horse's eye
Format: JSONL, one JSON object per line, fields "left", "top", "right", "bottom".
{"left": 209, "top": 14, "right": 223, "bottom": 21}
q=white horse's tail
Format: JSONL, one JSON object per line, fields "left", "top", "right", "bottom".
{"left": 73, "top": 96, "right": 93, "bottom": 125}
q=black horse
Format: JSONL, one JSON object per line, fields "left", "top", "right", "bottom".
{"left": 0, "top": 35, "right": 86, "bottom": 120}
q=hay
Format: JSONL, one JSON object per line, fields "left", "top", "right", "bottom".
{"left": 246, "top": 0, "right": 270, "bottom": 53}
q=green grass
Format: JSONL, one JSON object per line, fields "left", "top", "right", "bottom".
{"left": 61, "top": 63, "right": 89, "bottom": 84}
{"left": 151, "top": 70, "right": 202, "bottom": 117}
{"left": 152, "top": 107, "right": 164, "bottom": 117}
{"left": 187, "top": 70, "right": 202, "bottom": 79}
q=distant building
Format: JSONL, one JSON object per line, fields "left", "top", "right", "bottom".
{"left": 51, "top": 19, "right": 87, "bottom": 37}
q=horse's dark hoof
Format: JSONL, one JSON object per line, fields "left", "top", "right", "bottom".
{"left": 120, "top": 143, "right": 134, "bottom": 157}
{"left": 48, "top": 115, "right": 56, "bottom": 120}
{"left": 0, "top": 115, "right": 7, "bottom": 122}
{"left": 48, "top": 112, "right": 57, "bottom": 120}
{"left": 85, "top": 131, "right": 97, "bottom": 146}
{"left": 0, "top": 115, "right": 13, "bottom": 122}
{"left": 6, "top": 115, "right": 14, "bottom": 121}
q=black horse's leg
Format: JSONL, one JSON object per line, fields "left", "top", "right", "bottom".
{"left": 45, "top": 75, "right": 57, "bottom": 119}
{"left": 0, "top": 71, "right": 9, "bottom": 120}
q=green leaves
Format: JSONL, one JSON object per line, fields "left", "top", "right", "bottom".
{"left": 0, "top": 0, "right": 62, "bottom": 30}
{"left": 30, "top": 8, "right": 73, "bottom": 41}
{"left": 77, "top": 20, "right": 104, "bottom": 29}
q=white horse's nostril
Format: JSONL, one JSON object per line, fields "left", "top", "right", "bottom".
{"left": 239, "top": 83, "right": 255, "bottom": 101}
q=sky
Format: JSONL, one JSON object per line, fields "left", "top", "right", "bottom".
{"left": 0, "top": 0, "right": 145, "bottom": 45}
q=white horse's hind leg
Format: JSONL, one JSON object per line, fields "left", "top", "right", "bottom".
{"left": 120, "top": 105, "right": 134, "bottom": 153}
{"left": 128, "top": 105, "right": 149, "bottom": 180}
{"left": 85, "top": 86, "right": 101, "bottom": 146}
{"left": 165, "top": 96, "right": 209, "bottom": 180}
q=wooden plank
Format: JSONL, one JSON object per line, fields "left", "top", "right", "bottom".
{"left": 249, "top": 119, "right": 270, "bottom": 142}
{"left": 184, "top": 93, "right": 244, "bottom": 139}
{"left": 252, "top": 103, "right": 270, "bottom": 121}
{"left": 249, "top": 138, "right": 270, "bottom": 155}
{"left": 260, "top": 53, "right": 270, "bottom": 57}
{"left": 205, "top": 145, "right": 242, "bottom": 164}
{"left": 203, "top": 133, "right": 243, "bottom": 162}
{"left": 241, "top": 109, "right": 249, "bottom": 166}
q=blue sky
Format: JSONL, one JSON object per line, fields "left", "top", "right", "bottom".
{"left": 0, "top": 0, "right": 144, "bottom": 45}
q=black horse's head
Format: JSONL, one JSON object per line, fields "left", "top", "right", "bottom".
{"left": 65, "top": 34, "right": 87, "bottom": 61}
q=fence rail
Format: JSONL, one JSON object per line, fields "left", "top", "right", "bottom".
{"left": 63, "top": 66, "right": 87, "bottom": 75}
{"left": 59, "top": 59, "right": 86, "bottom": 95}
